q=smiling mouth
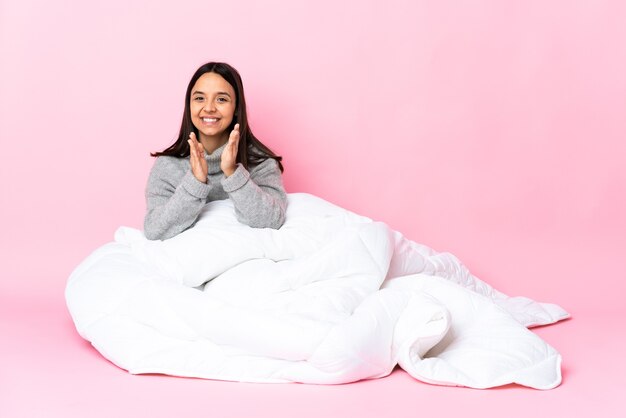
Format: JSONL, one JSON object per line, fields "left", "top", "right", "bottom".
{"left": 202, "top": 117, "right": 219, "bottom": 123}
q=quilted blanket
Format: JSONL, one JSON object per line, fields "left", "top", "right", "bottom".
{"left": 65, "top": 193, "right": 569, "bottom": 389}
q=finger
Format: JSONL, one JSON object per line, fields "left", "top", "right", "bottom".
{"left": 228, "top": 137, "right": 238, "bottom": 155}
{"left": 189, "top": 133, "right": 198, "bottom": 153}
{"left": 191, "top": 137, "right": 208, "bottom": 171}
{"left": 229, "top": 124, "right": 240, "bottom": 141}
{"left": 229, "top": 131, "right": 240, "bottom": 149}
{"left": 187, "top": 140, "right": 195, "bottom": 166}
{"left": 193, "top": 138, "right": 205, "bottom": 160}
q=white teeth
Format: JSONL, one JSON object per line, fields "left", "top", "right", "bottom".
{"left": 203, "top": 118, "right": 217, "bottom": 123}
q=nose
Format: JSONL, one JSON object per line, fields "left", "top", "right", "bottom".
{"left": 203, "top": 101, "right": 217, "bottom": 113}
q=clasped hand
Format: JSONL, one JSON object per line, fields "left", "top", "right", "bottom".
{"left": 187, "top": 124, "right": 240, "bottom": 183}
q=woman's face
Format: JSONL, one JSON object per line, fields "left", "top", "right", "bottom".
{"left": 190, "top": 72, "right": 236, "bottom": 145}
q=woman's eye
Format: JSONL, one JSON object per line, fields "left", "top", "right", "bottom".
{"left": 217, "top": 97, "right": 228, "bottom": 103}
{"left": 194, "top": 97, "right": 204, "bottom": 101}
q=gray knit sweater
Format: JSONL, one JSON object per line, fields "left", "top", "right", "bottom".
{"left": 144, "top": 142, "right": 287, "bottom": 240}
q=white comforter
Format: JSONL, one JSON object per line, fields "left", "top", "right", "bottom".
{"left": 65, "top": 193, "right": 569, "bottom": 389}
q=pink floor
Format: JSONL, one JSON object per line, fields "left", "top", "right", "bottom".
{"left": 2, "top": 289, "right": 624, "bottom": 418}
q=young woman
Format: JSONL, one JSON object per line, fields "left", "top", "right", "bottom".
{"left": 144, "top": 62, "right": 287, "bottom": 240}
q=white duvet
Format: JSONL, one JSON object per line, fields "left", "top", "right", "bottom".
{"left": 65, "top": 193, "right": 569, "bottom": 389}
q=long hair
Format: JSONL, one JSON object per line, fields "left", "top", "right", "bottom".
{"left": 151, "top": 62, "right": 283, "bottom": 172}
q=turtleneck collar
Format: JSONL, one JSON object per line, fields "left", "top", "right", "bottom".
{"left": 203, "top": 142, "right": 228, "bottom": 175}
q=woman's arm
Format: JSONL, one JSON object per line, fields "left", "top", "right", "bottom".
{"left": 221, "top": 158, "right": 287, "bottom": 229}
{"left": 144, "top": 157, "right": 212, "bottom": 240}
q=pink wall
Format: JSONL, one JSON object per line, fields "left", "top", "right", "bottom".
{"left": 1, "top": 0, "right": 624, "bottom": 313}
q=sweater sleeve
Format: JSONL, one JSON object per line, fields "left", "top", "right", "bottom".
{"left": 144, "top": 157, "right": 213, "bottom": 240}
{"left": 221, "top": 158, "right": 287, "bottom": 229}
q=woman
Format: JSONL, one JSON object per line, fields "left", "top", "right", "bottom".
{"left": 144, "top": 62, "right": 287, "bottom": 240}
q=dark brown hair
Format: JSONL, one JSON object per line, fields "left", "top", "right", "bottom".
{"left": 151, "top": 62, "right": 283, "bottom": 172}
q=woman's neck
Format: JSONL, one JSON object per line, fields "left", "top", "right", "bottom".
{"left": 199, "top": 133, "right": 228, "bottom": 154}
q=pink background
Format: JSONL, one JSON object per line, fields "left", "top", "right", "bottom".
{"left": 1, "top": 0, "right": 625, "bottom": 417}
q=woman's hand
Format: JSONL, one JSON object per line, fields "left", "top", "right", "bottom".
{"left": 188, "top": 132, "right": 208, "bottom": 183}
{"left": 221, "top": 124, "right": 240, "bottom": 177}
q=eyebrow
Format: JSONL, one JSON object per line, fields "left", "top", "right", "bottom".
{"left": 191, "top": 90, "right": 232, "bottom": 97}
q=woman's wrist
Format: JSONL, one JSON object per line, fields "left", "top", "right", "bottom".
{"left": 222, "top": 165, "right": 236, "bottom": 177}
